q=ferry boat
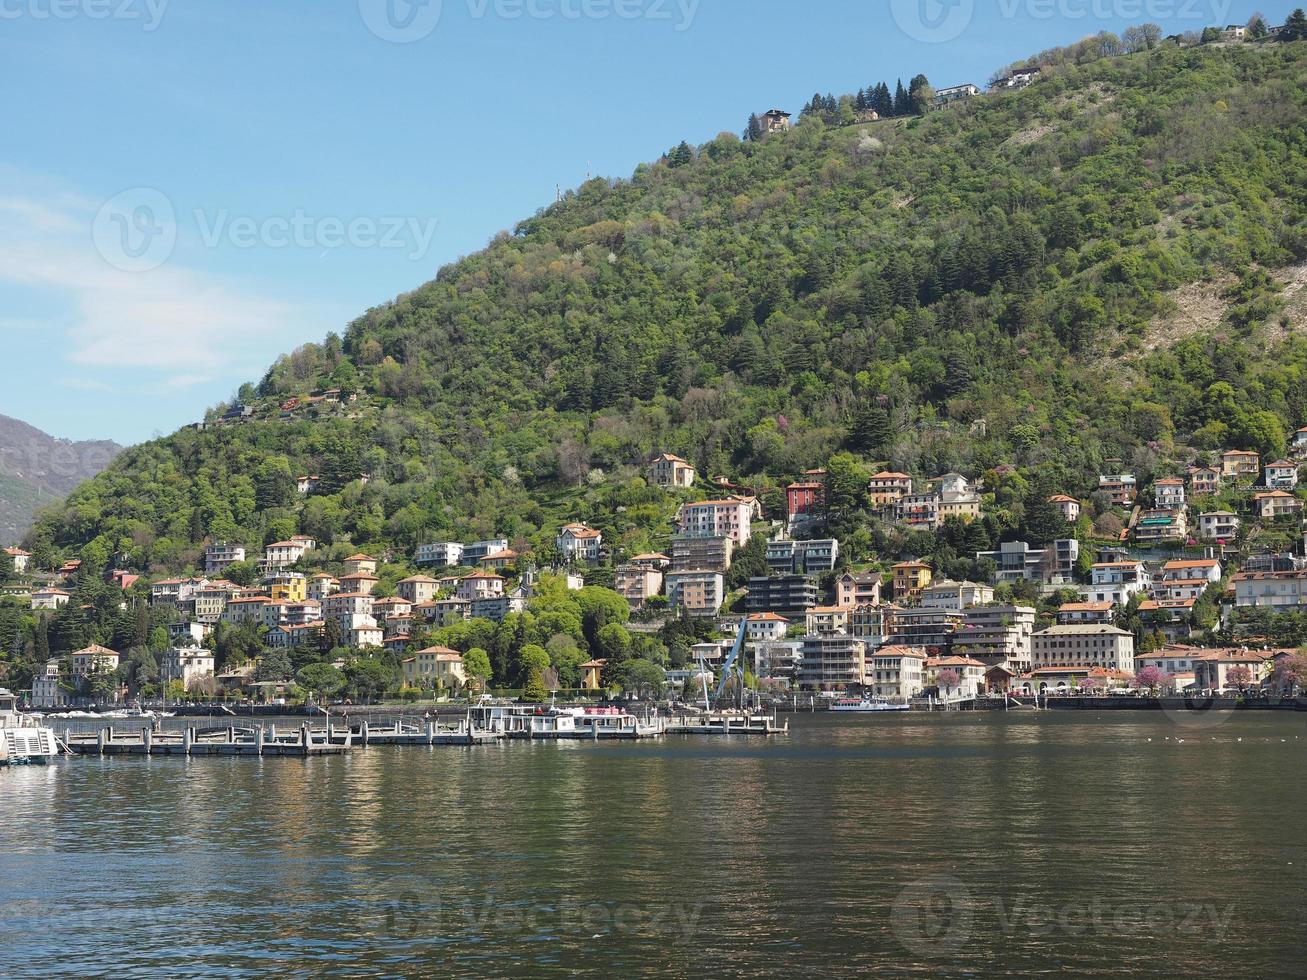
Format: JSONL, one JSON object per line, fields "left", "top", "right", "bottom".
{"left": 0, "top": 689, "right": 60, "bottom": 765}
{"left": 829, "top": 697, "right": 910, "bottom": 713}
{"left": 474, "top": 704, "right": 663, "bottom": 740}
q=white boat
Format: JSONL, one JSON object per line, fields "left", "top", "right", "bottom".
{"left": 0, "top": 689, "right": 61, "bottom": 765}
{"left": 829, "top": 697, "right": 910, "bottom": 713}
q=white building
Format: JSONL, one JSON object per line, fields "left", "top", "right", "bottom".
{"left": 648, "top": 453, "right": 696, "bottom": 489}
{"left": 1087, "top": 561, "right": 1149, "bottom": 605}
{"left": 1032, "top": 624, "right": 1135, "bottom": 673}
{"left": 416, "top": 542, "right": 465, "bottom": 567}
{"left": 921, "top": 580, "right": 994, "bottom": 612}
{"left": 1197, "top": 511, "right": 1240, "bottom": 541}
{"left": 204, "top": 542, "right": 246, "bottom": 574}
{"left": 675, "top": 498, "right": 757, "bottom": 546}
{"left": 159, "top": 647, "right": 216, "bottom": 692}
{"left": 30, "top": 658, "right": 68, "bottom": 708}
{"left": 745, "top": 612, "right": 790, "bottom": 642}
{"left": 1265, "top": 460, "right": 1300, "bottom": 490}
{"left": 557, "top": 523, "right": 603, "bottom": 562}
{"left": 867, "top": 646, "right": 927, "bottom": 700}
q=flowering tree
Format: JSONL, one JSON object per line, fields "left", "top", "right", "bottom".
{"left": 1271, "top": 653, "right": 1307, "bottom": 695}
{"left": 1226, "top": 665, "right": 1253, "bottom": 692}
{"left": 937, "top": 669, "right": 961, "bottom": 696}
{"left": 1078, "top": 676, "right": 1107, "bottom": 695}
{"left": 1134, "top": 665, "right": 1169, "bottom": 692}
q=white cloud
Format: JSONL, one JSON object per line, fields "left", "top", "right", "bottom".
{"left": 0, "top": 181, "right": 297, "bottom": 376}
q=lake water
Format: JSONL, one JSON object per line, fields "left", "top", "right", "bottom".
{"left": 3, "top": 712, "right": 1306, "bottom": 977}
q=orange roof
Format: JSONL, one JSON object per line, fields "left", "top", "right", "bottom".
{"left": 1059, "top": 601, "right": 1113, "bottom": 612}
{"left": 748, "top": 612, "right": 790, "bottom": 622}
{"left": 345, "top": 553, "right": 376, "bottom": 561}
{"left": 1048, "top": 494, "right": 1078, "bottom": 503}
{"left": 398, "top": 575, "right": 440, "bottom": 584}
{"left": 871, "top": 471, "right": 912, "bottom": 480}
{"left": 1163, "top": 559, "right": 1217, "bottom": 569}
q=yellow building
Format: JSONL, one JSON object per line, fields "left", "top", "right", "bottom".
{"left": 580, "top": 659, "right": 607, "bottom": 690}
{"left": 269, "top": 578, "right": 306, "bottom": 603}
{"left": 892, "top": 561, "right": 932, "bottom": 601}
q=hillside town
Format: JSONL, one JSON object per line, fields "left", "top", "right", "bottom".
{"left": 8, "top": 429, "right": 1307, "bottom": 709}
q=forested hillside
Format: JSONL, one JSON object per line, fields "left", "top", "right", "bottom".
{"left": 26, "top": 39, "right": 1307, "bottom": 574}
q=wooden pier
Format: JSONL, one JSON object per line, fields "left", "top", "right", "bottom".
{"left": 63, "top": 724, "right": 349, "bottom": 757}
{"left": 324, "top": 717, "right": 502, "bottom": 747}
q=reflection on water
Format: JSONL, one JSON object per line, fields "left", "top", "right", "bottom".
{"left": 2, "top": 713, "right": 1306, "bottom": 977}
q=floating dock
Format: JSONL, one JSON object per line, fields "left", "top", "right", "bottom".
{"left": 63, "top": 724, "right": 349, "bottom": 757}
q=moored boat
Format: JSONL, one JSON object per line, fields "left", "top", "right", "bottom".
{"left": 829, "top": 697, "right": 910, "bottom": 713}
{"left": 0, "top": 689, "right": 60, "bottom": 765}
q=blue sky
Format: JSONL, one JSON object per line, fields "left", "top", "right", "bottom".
{"left": 0, "top": 0, "right": 1294, "bottom": 444}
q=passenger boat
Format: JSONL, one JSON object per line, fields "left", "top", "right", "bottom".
{"left": 0, "top": 689, "right": 60, "bottom": 765}
{"left": 829, "top": 697, "right": 910, "bottom": 713}
{"left": 474, "top": 704, "right": 663, "bottom": 739}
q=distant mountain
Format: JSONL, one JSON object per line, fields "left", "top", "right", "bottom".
{"left": 0, "top": 414, "right": 121, "bottom": 545}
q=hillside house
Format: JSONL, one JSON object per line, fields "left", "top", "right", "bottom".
{"left": 1220, "top": 449, "right": 1261, "bottom": 481}
{"left": 1293, "top": 427, "right": 1307, "bottom": 457}
{"left": 3, "top": 547, "right": 30, "bottom": 575}
{"left": 416, "top": 542, "right": 464, "bottom": 567}
{"left": 71, "top": 644, "right": 120, "bottom": 682}
{"left": 1189, "top": 466, "right": 1221, "bottom": 496}
{"left": 1265, "top": 460, "right": 1300, "bottom": 490}
{"left": 675, "top": 498, "right": 757, "bottom": 546}
{"left": 836, "top": 571, "right": 882, "bottom": 608}
{"left": 1154, "top": 478, "right": 1186, "bottom": 510}
{"left": 892, "top": 561, "right": 932, "bottom": 601}
{"left": 921, "top": 580, "right": 994, "bottom": 612}
{"left": 766, "top": 538, "right": 839, "bottom": 574}
{"left": 934, "top": 83, "right": 979, "bottom": 105}
{"left": 665, "top": 570, "right": 725, "bottom": 618}
{"left": 30, "top": 588, "right": 70, "bottom": 611}
{"left": 203, "top": 542, "right": 245, "bottom": 574}
{"left": 1048, "top": 495, "right": 1081, "bottom": 522}
{"left": 462, "top": 540, "right": 510, "bottom": 565}
{"left": 976, "top": 539, "right": 1079, "bottom": 588}
{"left": 557, "top": 523, "right": 603, "bottom": 562}
{"left": 648, "top": 453, "right": 696, "bottom": 489}
{"left": 397, "top": 574, "right": 442, "bottom": 604}
{"left": 785, "top": 482, "right": 825, "bottom": 523}
{"left": 1254, "top": 491, "right": 1303, "bottom": 520}
{"left": 1056, "top": 601, "right": 1115, "bottom": 625}
{"left": 614, "top": 564, "right": 663, "bottom": 607}
{"left": 806, "top": 605, "right": 853, "bottom": 637}
{"left": 1233, "top": 569, "right": 1307, "bottom": 611}
{"left": 1221, "top": 24, "right": 1247, "bottom": 40}
{"left": 671, "top": 535, "right": 732, "bottom": 573}
{"left": 1133, "top": 509, "right": 1187, "bottom": 545}
{"left": 1197, "top": 511, "right": 1241, "bottom": 541}
{"left": 1098, "top": 474, "right": 1137, "bottom": 507}
{"left": 868, "top": 472, "right": 913, "bottom": 506}
{"left": 761, "top": 108, "right": 791, "bottom": 134}
{"left": 745, "top": 612, "right": 790, "bottom": 643}
{"left": 1089, "top": 561, "right": 1149, "bottom": 605}
{"left": 343, "top": 554, "right": 378, "bottom": 576}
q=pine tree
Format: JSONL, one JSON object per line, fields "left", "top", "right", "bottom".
{"left": 893, "top": 79, "right": 910, "bottom": 116}
{"left": 744, "top": 113, "right": 763, "bottom": 142}
{"left": 1282, "top": 8, "right": 1307, "bottom": 41}
{"left": 851, "top": 403, "right": 894, "bottom": 456}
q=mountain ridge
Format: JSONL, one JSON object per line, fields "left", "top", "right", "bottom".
{"left": 0, "top": 413, "right": 121, "bottom": 546}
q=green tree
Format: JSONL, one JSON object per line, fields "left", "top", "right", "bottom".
{"left": 296, "top": 663, "right": 346, "bottom": 701}
{"left": 462, "top": 647, "right": 493, "bottom": 690}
